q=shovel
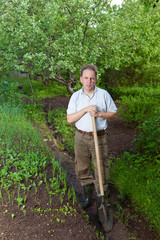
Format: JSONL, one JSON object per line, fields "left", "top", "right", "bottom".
{"left": 92, "top": 116, "right": 113, "bottom": 233}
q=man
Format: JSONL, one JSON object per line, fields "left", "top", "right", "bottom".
{"left": 67, "top": 64, "right": 117, "bottom": 209}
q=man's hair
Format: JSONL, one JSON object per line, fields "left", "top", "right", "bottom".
{"left": 81, "top": 64, "right": 98, "bottom": 77}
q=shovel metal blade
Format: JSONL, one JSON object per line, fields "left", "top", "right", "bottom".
{"left": 98, "top": 203, "right": 113, "bottom": 233}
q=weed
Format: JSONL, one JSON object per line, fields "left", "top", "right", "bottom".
{"left": 21, "top": 205, "right": 26, "bottom": 216}
{"left": 3, "top": 210, "right": 8, "bottom": 214}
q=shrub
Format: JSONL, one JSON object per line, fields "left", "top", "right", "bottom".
{"left": 21, "top": 80, "right": 69, "bottom": 99}
{"left": 111, "top": 153, "right": 160, "bottom": 233}
{"left": 111, "top": 111, "right": 160, "bottom": 233}
{"left": 133, "top": 110, "right": 160, "bottom": 166}
{"left": 0, "top": 80, "right": 21, "bottom": 105}
{"left": 48, "top": 108, "right": 75, "bottom": 153}
{"left": 117, "top": 95, "right": 159, "bottom": 125}
{"left": 108, "top": 85, "right": 160, "bottom": 100}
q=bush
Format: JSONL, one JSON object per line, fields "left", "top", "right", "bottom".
{"left": 111, "top": 153, "right": 160, "bottom": 233}
{"left": 108, "top": 85, "right": 160, "bottom": 100}
{"left": 133, "top": 111, "right": 160, "bottom": 165}
{"left": 21, "top": 80, "right": 69, "bottom": 99}
{"left": 48, "top": 108, "right": 75, "bottom": 153}
{"left": 0, "top": 80, "right": 21, "bottom": 105}
{"left": 117, "top": 95, "right": 159, "bottom": 125}
{"left": 111, "top": 112, "right": 160, "bottom": 234}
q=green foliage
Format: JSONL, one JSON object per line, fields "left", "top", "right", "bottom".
{"left": 0, "top": 0, "right": 159, "bottom": 88}
{"left": 112, "top": 85, "right": 160, "bottom": 126}
{"left": 111, "top": 85, "right": 160, "bottom": 100}
{"left": 106, "top": 0, "right": 159, "bottom": 86}
{"left": 117, "top": 94, "right": 159, "bottom": 125}
{"left": 0, "top": 104, "right": 76, "bottom": 206}
{"left": 0, "top": 79, "right": 21, "bottom": 105}
{"left": 111, "top": 112, "right": 160, "bottom": 233}
{"left": 133, "top": 113, "right": 160, "bottom": 166}
{"left": 0, "top": 104, "right": 49, "bottom": 205}
{"left": 0, "top": 77, "right": 76, "bottom": 205}
{"left": 141, "top": 0, "right": 158, "bottom": 11}
{"left": 21, "top": 80, "right": 69, "bottom": 99}
{"left": 0, "top": 0, "right": 107, "bottom": 87}
{"left": 0, "top": 77, "right": 46, "bottom": 125}
{"left": 111, "top": 153, "right": 160, "bottom": 233}
{"left": 48, "top": 108, "right": 75, "bottom": 153}
{"left": 23, "top": 102, "right": 46, "bottom": 125}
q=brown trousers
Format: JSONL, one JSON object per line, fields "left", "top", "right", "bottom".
{"left": 74, "top": 130, "right": 109, "bottom": 192}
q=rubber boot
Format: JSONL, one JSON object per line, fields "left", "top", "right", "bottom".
{"left": 81, "top": 184, "right": 94, "bottom": 208}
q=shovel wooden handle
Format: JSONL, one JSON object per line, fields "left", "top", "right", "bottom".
{"left": 92, "top": 116, "right": 104, "bottom": 196}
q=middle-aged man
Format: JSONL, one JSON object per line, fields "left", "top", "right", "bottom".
{"left": 67, "top": 64, "right": 117, "bottom": 210}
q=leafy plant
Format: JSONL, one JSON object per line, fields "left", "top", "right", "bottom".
{"left": 0, "top": 79, "right": 22, "bottom": 105}
{"left": 20, "top": 80, "right": 69, "bottom": 99}
{"left": 132, "top": 110, "right": 160, "bottom": 166}
{"left": 110, "top": 85, "right": 160, "bottom": 100}
{"left": 22, "top": 102, "right": 46, "bottom": 125}
{"left": 48, "top": 108, "right": 75, "bottom": 153}
{"left": 117, "top": 94, "right": 159, "bottom": 125}
{"left": 0, "top": 104, "right": 76, "bottom": 208}
{"left": 111, "top": 113, "right": 160, "bottom": 234}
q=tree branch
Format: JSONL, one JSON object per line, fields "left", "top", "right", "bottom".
{"left": 82, "top": 20, "right": 89, "bottom": 45}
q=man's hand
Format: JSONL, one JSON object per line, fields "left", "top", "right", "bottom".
{"left": 91, "top": 111, "right": 117, "bottom": 119}
{"left": 85, "top": 105, "right": 99, "bottom": 117}
{"left": 67, "top": 105, "right": 97, "bottom": 124}
{"left": 86, "top": 105, "right": 98, "bottom": 116}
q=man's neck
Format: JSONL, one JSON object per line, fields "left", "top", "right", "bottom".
{"left": 83, "top": 87, "right": 96, "bottom": 98}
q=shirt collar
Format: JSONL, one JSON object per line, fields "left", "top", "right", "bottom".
{"left": 80, "top": 86, "right": 98, "bottom": 95}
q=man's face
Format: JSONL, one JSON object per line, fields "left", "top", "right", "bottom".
{"left": 80, "top": 69, "right": 97, "bottom": 93}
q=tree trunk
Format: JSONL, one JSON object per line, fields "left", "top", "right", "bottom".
{"left": 67, "top": 82, "right": 75, "bottom": 95}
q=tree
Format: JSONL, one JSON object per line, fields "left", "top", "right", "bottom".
{"left": 140, "top": 0, "right": 159, "bottom": 10}
{"left": 0, "top": 0, "right": 159, "bottom": 91}
{"left": 0, "top": 0, "right": 110, "bottom": 93}
{"left": 98, "top": 0, "right": 160, "bottom": 86}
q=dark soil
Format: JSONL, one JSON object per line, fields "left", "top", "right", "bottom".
{"left": 0, "top": 97, "right": 159, "bottom": 240}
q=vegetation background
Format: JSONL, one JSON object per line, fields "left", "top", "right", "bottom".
{"left": 0, "top": 0, "right": 160, "bottom": 238}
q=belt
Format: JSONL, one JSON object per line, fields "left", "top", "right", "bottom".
{"left": 77, "top": 129, "right": 106, "bottom": 136}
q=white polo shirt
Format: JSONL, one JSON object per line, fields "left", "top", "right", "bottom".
{"left": 67, "top": 86, "right": 117, "bottom": 132}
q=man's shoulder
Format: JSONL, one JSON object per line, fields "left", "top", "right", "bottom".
{"left": 72, "top": 88, "right": 82, "bottom": 96}
{"left": 70, "top": 88, "right": 82, "bottom": 100}
{"left": 73, "top": 88, "right": 82, "bottom": 95}
{"left": 96, "top": 87, "right": 109, "bottom": 95}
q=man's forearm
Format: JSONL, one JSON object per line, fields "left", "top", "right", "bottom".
{"left": 67, "top": 105, "right": 98, "bottom": 124}
{"left": 97, "top": 111, "right": 117, "bottom": 119}
{"left": 67, "top": 109, "right": 86, "bottom": 124}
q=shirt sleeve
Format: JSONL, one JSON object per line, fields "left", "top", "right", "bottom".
{"left": 67, "top": 93, "right": 77, "bottom": 114}
{"left": 106, "top": 92, "right": 117, "bottom": 112}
